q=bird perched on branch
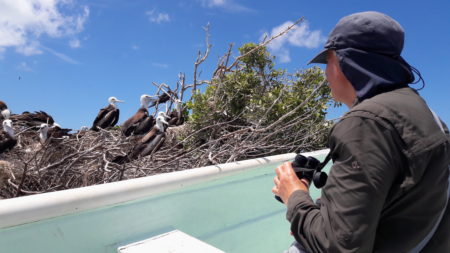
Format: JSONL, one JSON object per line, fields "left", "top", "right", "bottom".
{"left": 0, "top": 119, "right": 17, "bottom": 154}
{"left": 167, "top": 99, "right": 185, "bottom": 126}
{"left": 121, "top": 94, "right": 156, "bottom": 136}
{"left": 113, "top": 112, "right": 169, "bottom": 164}
{"left": 132, "top": 112, "right": 169, "bottom": 157}
{"left": 91, "top": 97, "right": 124, "bottom": 131}
{"left": 38, "top": 123, "right": 71, "bottom": 144}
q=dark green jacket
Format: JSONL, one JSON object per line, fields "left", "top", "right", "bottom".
{"left": 287, "top": 87, "right": 450, "bottom": 252}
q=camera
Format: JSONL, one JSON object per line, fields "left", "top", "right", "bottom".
{"left": 275, "top": 153, "right": 330, "bottom": 203}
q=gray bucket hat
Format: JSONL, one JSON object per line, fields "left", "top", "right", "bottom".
{"left": 309, "top": 11, "right": 405, "bottom": 64}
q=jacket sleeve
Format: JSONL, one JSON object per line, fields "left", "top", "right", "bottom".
{"left": 286, "top": 115, "right": 404, "bottom": 253}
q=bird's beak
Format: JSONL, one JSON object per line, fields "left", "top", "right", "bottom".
{"left": 161, "top": 118, "right": 169, "bottom": 125}
{"left": 116, "top": 100, "right": 125, "bottom": 103}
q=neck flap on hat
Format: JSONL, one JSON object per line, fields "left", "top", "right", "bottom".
{"left": 336, "top": 48, "right": 414, "bottom": 101}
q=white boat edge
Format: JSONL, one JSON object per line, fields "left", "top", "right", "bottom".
{"left": 0, "top": 149, "right": 329, "bottom": 229}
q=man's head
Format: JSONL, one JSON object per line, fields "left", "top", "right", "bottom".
{"left": 309, "top": 11, "right": 405, "bottom": 64}
{"left": 309, "top": 11, "right": 414, "bottom": 101}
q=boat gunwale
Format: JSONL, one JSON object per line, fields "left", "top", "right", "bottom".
{"left": 0, "top": 149, "right": 329, "bottom": 229}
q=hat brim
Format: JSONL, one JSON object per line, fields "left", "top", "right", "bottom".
{"left": 308, "top": 49, "right": 328, "bottom": 64}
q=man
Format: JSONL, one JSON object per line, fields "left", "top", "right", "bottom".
{"left": 273, "top": 11, "right": 450, "bottom": 252}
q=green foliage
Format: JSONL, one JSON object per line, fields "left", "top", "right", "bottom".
{"left": 238, "top": 43, "right": 275, "bottom": 73}
{"left": 185, "top": 42, "right": 337, "bottom": 151}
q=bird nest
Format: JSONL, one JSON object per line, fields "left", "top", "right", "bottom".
{"left": 0, "top": 112, "right": 329, "bottom": 199}
{"left": 0, "top": 126, "right": 182, "bottom": 199}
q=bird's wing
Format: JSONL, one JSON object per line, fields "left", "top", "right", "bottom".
{"left": 98, "top": 109, "right": 118, "bottom": 129}
{"left": 34, "top": 111, "right": 54, "bottom": 125}
{"left": 140, "top": 127, "right": 157, "bottom": 144}
{"left": 111, "top": 109, "right": 120, "bottom": 126}
{"left": 121, "top": 111, "right": 142, "bottom": 136}
{"left": 135, "top": 115, "right": 154, "bottom": 135}
{"left": 92, "top": 107, "right": 109, "bottom": 128}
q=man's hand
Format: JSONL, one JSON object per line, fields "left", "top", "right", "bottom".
{"left": 273, "top": 161, "right": 310, "bottom": 205}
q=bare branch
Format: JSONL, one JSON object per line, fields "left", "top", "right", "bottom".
{"left": 193, "top": 22, "right": 212, "bottom": 94}
{"left": 227, "top": 17, "right": 304, "bottom": 71}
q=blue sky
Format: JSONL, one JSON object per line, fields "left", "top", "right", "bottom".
{"left": 1, "top": 0, "right": 449, "bottom": 129}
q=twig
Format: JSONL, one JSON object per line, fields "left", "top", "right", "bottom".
{"left": 227, "top": 17, "right": 304, "bottom": 71}
{"left": 193, "top": 23, "right": 212, "bottom": 93}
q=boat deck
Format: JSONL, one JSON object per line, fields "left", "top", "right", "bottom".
{"left": 0, "top": 151, "right": 330, "bottom": 253}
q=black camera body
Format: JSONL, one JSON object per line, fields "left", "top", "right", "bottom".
{"left": 275, "top": 153, "right": 330, "bottom": 203}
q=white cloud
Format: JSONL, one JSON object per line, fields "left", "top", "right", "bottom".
{"left": 274, "top": 48, "right": 291, "bottom": 63}
{"left": 201, "top": 0, "right": 226, "bottom": 7}
{"left": 43, "top": 46, "right": 79, "bottom": 64}
{"left": 0, "top": 0, "right": 89, "bottom": 56}
{"left": 16, "top": 41, "right": 43, "bottom": 56}
{"left": 198, "top": 0, "right": 253, "bottom": 12}
{"left": 69, "top": 39, "right": 81, "bottom": 48}
{"left": 146, "top": 9, "right": 170, "bottom": 24}
{"left": 263, "top": 21, "right": 325, "bottom": 63}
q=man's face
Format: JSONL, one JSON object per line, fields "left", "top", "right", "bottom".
{"left": 325, "top": 50, "right": 356, "bottom": 107}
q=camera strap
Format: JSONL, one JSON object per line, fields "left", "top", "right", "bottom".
{"left": 317, "top": 152, "right": 332, "bottom": 172}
